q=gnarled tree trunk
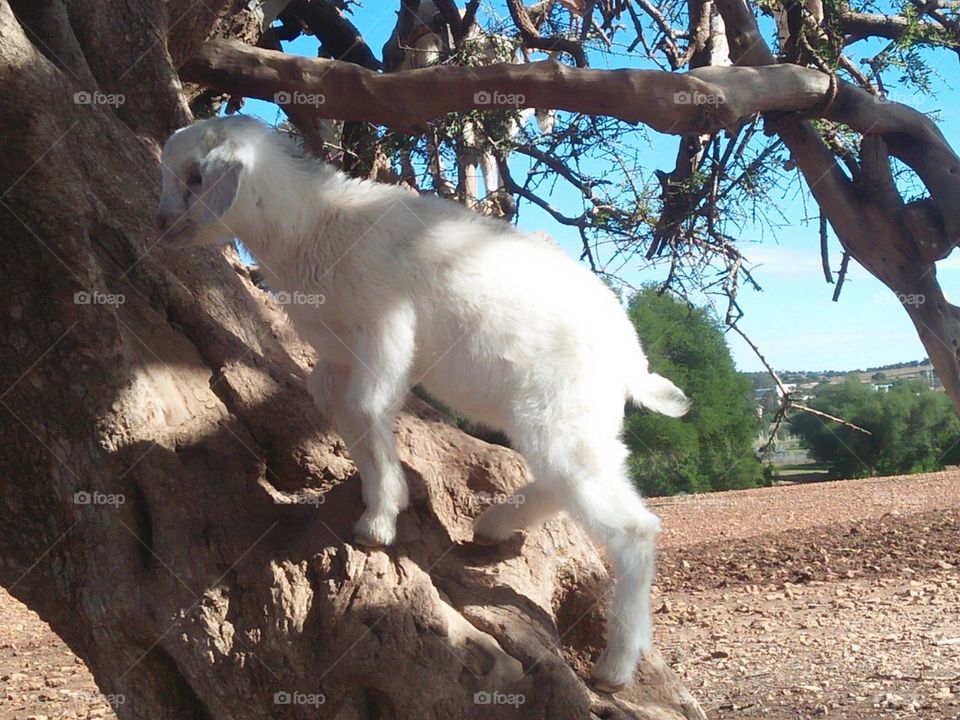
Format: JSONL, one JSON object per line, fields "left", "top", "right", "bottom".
{"left": 0, "top": 2, "right": 704, "bottom": 718}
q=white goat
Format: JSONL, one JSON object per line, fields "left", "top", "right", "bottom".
{"left": 156, "top": 115, "right": 690, "bottom": 692}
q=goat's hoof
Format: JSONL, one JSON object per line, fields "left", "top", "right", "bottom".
{"left": 591, "top": 678, "right": 626, "bottom": 695}
{"left": 471, "top": 530, "right": 518, "bottom": 546}
{"left": 353, "top": 513, "right": 397, "bottom": 547}
{"left": 472, "top": 507, "right": 517, "bottom": 545}
{"left": 591, "top": 652, "right": 634, "bottom": 694}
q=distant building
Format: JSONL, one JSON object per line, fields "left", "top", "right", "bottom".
{"left": 755, "top": 387, "right": 776, "bottom": 402}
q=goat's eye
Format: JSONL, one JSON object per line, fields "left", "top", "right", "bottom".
{"left": 187, "top": 172, "right": 203, "bottom": 187}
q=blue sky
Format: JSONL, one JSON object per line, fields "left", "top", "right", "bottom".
{"left": 244, "top": 1, "right": 960, "bottom": 373}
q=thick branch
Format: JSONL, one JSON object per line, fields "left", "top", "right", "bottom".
{"left": 286, "top": 0, "right": 381, "bottom": 70}
{"left": 173, "top": 40, "right": 859, "bottom": 135}
{"left": 714, "top": 0, "right": 959, "bottom": 241}
{"left": 841, "top": 9, "right": 959, "bottom": 49}
{"left": 181, "top": 39, "right": 824, "bottom": 132}
{"left": 505, "top": 0, "right": 588, "bottom": 66}
{"left": 182, "top": 38, "right": 960, "bottom": 241}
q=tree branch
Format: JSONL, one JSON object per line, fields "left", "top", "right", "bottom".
{"left": 820, "top": 214, "right": 833, "bottom": 283}
{"left": 285, "top": 0, "right": 381, "bottom": 70}
{"left": 727, "top": 320, "right": 871, "bottom": 456}
{"left": 636, "top": 0, "right": 685, "bottom": 68}
{"left": 840, "top": 9, "right": 959, "bottom": 51}
{"left": 183, "top": 37, "right": 960, "bottom": 244}
{"left": 831, "top": 251, "right": 850, "bottom": 301}
{"left": 496, "top": 156, "right": 591, "bottom": 227}
{"left": 433, "top": 0, "right": 463, "bottom": 41}
{"left": 505, "top": 0, "right": 589, "bottom": 66}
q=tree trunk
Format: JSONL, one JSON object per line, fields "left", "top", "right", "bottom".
{"left": 0, "top": 2, "right": 704, "bottom": 718}
{"left": 710, "top": 0, "right": 960, "bottom": 413}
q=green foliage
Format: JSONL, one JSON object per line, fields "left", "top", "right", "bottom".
{"left": 624, "top": 288, "right": 764, "bottom": 496}
{"left": 791, "top": 378, "right": 960, "bottom": 478}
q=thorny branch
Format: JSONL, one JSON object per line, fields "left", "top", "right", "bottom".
{"left": 727, "top": 321, "right": 872, "bottom": 455}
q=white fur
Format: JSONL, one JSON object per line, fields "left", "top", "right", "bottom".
{"left": 156, "top": 116, "right": 690, "bottom": 691}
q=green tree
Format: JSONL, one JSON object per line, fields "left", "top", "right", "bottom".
{"left": 624, "top": 288, "right": 763, "bottom": 496}
{"left": 791, "top": 379, "right": 960, "bottom": 478}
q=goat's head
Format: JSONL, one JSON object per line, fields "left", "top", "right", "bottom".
{"left": 156, "top": 116, "right": 261, "bottom": 248}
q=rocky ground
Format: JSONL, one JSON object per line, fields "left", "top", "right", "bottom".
{"left": 2, "top": 471, "right": 959, "bottom": 719}
{"left": 651, "top": 471, "right": 960, "bottom": 719}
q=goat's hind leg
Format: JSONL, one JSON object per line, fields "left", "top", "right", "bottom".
{"left": 549, "top": 450, "right": 660, "bottom": 692}
{"left": 589, "top": 491, "right": 659, "bottom": 693}
{"left": 307, "top": 360, "right": 349, "bottom": 427}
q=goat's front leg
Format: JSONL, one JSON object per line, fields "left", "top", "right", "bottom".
{"left": 337, "top": 314, "right": 415, "bottom": 547}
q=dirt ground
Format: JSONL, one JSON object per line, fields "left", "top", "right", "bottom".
{"left": 2, "top": 471, "right": 959, "bottom": 719}
{"left": 651, "top": 471, "right": 960, "bottom": 719}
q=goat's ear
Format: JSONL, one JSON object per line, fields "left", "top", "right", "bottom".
{"left": 198, "top": 140, "right": 248, "bottom": 222}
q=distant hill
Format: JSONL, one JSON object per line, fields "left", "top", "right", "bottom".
{"left": 862, "top": 358, "right": 931, "bottom": 373}
{"left": 746, "top": 358, "right": 934, "bottom": 390}
{"left": 850, "top": 363, "right": 938, "bottom": 385}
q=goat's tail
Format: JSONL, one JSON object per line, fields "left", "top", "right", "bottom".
{"left": 627, "top": 371, "right": 691, "bottom": 418}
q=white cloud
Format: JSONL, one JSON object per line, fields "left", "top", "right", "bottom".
{"left": 744, "top": 245, "right": 864, "bottom": 281}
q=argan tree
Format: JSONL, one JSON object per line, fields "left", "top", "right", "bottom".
{"left": 0, "top": 0, "right": 957, "bottom": 718}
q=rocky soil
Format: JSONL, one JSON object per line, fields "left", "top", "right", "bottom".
{"left": 652, "top": 471, "right": 960, "bottom": 719}
{"left": 2, "top": 470, "right": 959, "bottom": 719}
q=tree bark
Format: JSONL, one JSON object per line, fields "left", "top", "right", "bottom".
{"left": 0, "top": 2, "right": 705, "bottom": 718}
